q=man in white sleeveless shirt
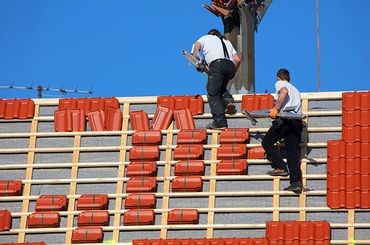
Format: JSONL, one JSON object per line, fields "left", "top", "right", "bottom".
{"left": 262, "top": 69, "right": 304, "bottom": 193}
{"left": 193, "top": 29, "right": 240, "bottom": 129}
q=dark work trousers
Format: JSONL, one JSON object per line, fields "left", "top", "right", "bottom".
{"left": 262, "top": 118, "right": 303, "bottom": 184}
{"left": 206, "top": 59, "right": 235, "bottom": 127}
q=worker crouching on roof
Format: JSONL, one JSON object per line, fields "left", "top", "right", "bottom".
{"left": 262, "top": 69, "right": 304, "bottom": 193}
{"left": 193, "top": 29, "right": 241, "bottom": 129}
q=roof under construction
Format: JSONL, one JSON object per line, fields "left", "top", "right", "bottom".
{"left": 0, "top": 91, "right": 369, "bottom": 244}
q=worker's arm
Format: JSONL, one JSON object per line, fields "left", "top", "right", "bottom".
{"left": 269, "top": 87, "right": 288, "bottom": 118}
{"left": 233, "top": 53, "right": 241, "bottom": 70}
{"left": 193, "top": 42, "right": 202, "bottom": 57}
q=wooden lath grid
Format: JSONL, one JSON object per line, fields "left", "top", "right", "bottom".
{"left": 0, "top": 92, "right": 369, "bottom": 244}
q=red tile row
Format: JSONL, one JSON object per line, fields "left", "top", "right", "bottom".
{"left": 0, "top": 210, "right": 11, "bottom": 231}
{"left": 217, "top": 144, "right": 247, "bottom": 159}
{"left": 0, "top": 99, "right": 34, "bottom": 119}
{"left": 54, "top": 109, "right": 86, "bottom": 132}
{"left": 152, "top": 106, "right": 196, "bottom": 130}
{"left": 241, "top": 94, "right": 274, "bottom": 112}
{"left": 78, "top": 210, "right": 109, "bottom": 226}
{"left": 124, "top": 209, "right": 154, "bottom": 226}
{"left": 248, "top": 146, "right": 265, "bottom": 159}
{"left": 217, "top": 159, "right": 247, "bottom": 175}
{"left": 327, "top": 173, "right": 370, "bottom": 191}
{"left": 328, "top": 157, "right": 370, "bottom": 175}
{"left": 126, "top": 162, "right": 157, "bottom": 177}
{"left": 174, "top": 160, "right": 205, "bottom": 176}
{"left": 35, "top": 195, "right": 67, "bottom": 212}
{"left": 220, "top": 128, "right": 250, "bottom": 144}
{"left": 327, "top": 140, "right": 370, "bottom": 158}
{"left": 177, "top": 129, "right": 207, "bottom": 144}
{"left": 157, "top": 95, "right": 204, "bottom": 115}
{"left": 342, "top": 91, "right": 370, "bottom": 111}
{"left": 76, "top": 194, "right": 108, "bottom": 210}
{"left": 0, "top": 180, "right": 22, "bottom": 196}
{"left": 133, "top": 238, "right": 269, "bottom": 245}
{"left": 265, "top": 221, "right": 330, "bottom": 242}
{"left": 130, "top": 110, "right": 150, "bottom": 131}
{"left": 172, "top": 176, "right": 203, "bottom": 192}
{"left": 125, "top": 193, "right": 156, "bottom": 209}
{"left": 167, "top": 209, "right": 199, "bottom": 225}
{"left": 58, "top": 97, "right": 119, "bottom": 115}
{"left": 71, "top": 226, "right": 103, "bottom": 243}
{"left": 28, "top": 212, "right": 60, "bottom": 228}
{"left": 130, "top": 106, "right": 197, "bottom": 131}
{"left": 152, "top": 106, "right": 174, "bottom": 130}
{"left": 174, "top": 108, "right": 196, "bottom": 130}
{"left": 342, "top": 125, "right": 370, "bottom": 142}
{"left": 342, "top": 110, "right": 370, "bottom": 126}
{"left": 129, "top": 146, "right": 160, "bottom": 161}
{"left": 126, "top": 177, "right": 157, "bottom": 193}
{"left": 174, "top": 145, "right": 204, "bottom": 160}
{"left": 87, "top": 107, "right": 122, "bottom": 131}
{"left": 327, "top": 190, "right": 370, "bottom": 208}
{"left": 132, "top": 131, "right": 162, "bottom": 145}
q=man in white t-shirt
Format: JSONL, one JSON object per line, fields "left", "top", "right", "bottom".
{"left": 262, "top": 69, "right": 304, "bottom": 193}
{"left": 193, "top": 29, "right": 240, "bottom": 129}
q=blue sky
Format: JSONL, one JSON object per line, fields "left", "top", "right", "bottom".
{"left": 0, "top": 0, "right": 369, "bottom": 99}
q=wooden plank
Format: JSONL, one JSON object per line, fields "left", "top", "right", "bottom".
{"left": 112, "top": 102, "right": 130, "bottom": 242}
{"left": 272, "top": 178, "right": 280, "bottom": 221}
{"left": 64, "top": 135, "right": 81, "bottom": 244}
{"left": 300, "top": 98, "right": 309, "bottom": 221}
{"left": 0, "top": 125, "right": 342, "bottom": 139}
{"left": 17, "top": 105, "right": 40, "bottom": 242}
{"left": 206, "top": 131, "right": 219, "bottom": 238}
{"left": 31, "top": 91, "right": 345, "bottom": 106}
{"left": 348, "top": 209, "right": 355, "bottom": 244}
{"left": 160, "top": 122, "right": 174, "bottom": 238}
{"left": 6, "top": 222, "right": 370, "bottom": 234}
{"left": 0, "top": 142, "right": 330, "bottom": 154}
{"left": 0, "top": 190, "right": 329, "bottom": 202}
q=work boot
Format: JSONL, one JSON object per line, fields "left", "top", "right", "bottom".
{"left": 266, "top": 168, "right": 289, "bottom": 177}
{"left": 225, "top": 103, "right": 237, "bottom": 114}
{"left": 206, "top": 122, "right": 227, "bottom": 130}
{"left": 284, "top": 182, "right": 303, "bottom": 194}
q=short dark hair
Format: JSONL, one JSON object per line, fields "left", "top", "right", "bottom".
{"left": 208, "top": 29, "right": 223, "bottom": 39}
{"left": 277, "top": 68, "right": 290, "bottom": 82}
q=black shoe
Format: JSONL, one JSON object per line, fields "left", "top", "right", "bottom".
{"left": 225, "top": 103, "right": 237, "bottom": 115}
{"left": 206, "top": 122, "right": 227, "bottom": 130}
{"left": 266, "top": 169, "right": 289, "bottom": 177}
{"left": 284, "top": 182, "right": 303, "bottom": 194}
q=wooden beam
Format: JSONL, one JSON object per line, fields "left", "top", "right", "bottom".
{"left": 160, "top": 122, "right": 174, "bottom": 238}
{"left": 64, "top": 135, "right": 81, "bottom": 244}
{"left": 206, "top": 131, "right": 220, "bottom": 238}
{"left": 112, "top": 102, "right": 130, "bottom": 242}
{"left": 17, "top": 105, "right": 39, "bottom": 242}
{"left": 299, "top": 99, "right": 309, "bottom": 221}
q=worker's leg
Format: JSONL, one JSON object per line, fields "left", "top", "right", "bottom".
{"left": 262, "top": 119, "right": 287, "bottom": 170}
{"left": 221, "top": 61, "right": 236, "bottom": 109}
{"left": 283, "top": 120, "right": 303, "bottom": 184}
{"left": 207, "top": 60, "right": 228, "bottom": 127}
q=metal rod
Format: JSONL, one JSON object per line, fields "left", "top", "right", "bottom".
{"left": 316, "top": 0, "right": 321, "bottom": 92}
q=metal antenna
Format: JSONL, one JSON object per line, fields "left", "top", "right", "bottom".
{"left": 316, "top": 0, "right": 321, "bottom": 92}
{"left": 0, "top": 83, "right": 94, "bottom": 98}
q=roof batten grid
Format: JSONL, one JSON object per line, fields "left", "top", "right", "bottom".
{"left": 2, "top": 91, "right": 368, "bottom": 243}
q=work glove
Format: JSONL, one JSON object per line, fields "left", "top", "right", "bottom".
{"left": 268, "top": 107, "right": 279, "bottom": 119}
